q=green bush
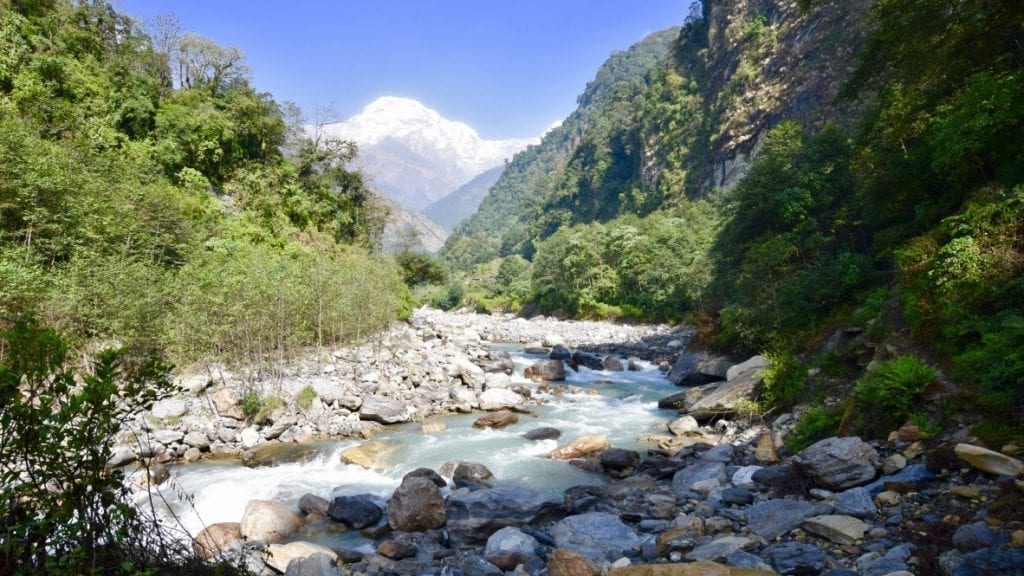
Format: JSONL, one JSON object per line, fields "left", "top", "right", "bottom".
{"left": 295, "top": 385, "right": 317, "bottom": 410}
{"left": 761, "top": 350, "right": 807, "bottom": 411}
{"left": 850, "top": 356, "right": 936, "bottom": 438}
{"left": 786, "top": 404, "right": 844, "bottom": 452}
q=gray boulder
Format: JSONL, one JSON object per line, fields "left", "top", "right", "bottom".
{"left": 687, "top": 366, "right": 764, "bottom": 420}
{"left": 445, "top": 487, "right": 565, "bottom": 546}
{"left": 326, "top": 495, "right": 382, "bottom": 529}
{"left": 550, "top": 512, "right": 640, "bottom": 563}
{"left": 833, "top": 487, "right": 878, "bottom": 518}
{"left": 797, "top": 436, "right": 879, "bottom": 490}
{"left": 284, "top": 553, "right": 342, "bottom": 576}
{"left": 358, "top": 395, "right": 410, "bottom": 424}
{"left": 525, "top": 359, "right": 566, "bottom": 382}
{"left": 746, "top": 499, "right": 817, "bottom": 541}
{"left": 151, "top": 398, "right": 188, "bottom": 420}
{"left": 522, "top": 427, "right": 561, "bottom": 441}
{"left": 671, "top": 462, "right": 727, "bottom": 496}
{"left": 762, "top": 541, "right": 826, "bottom": 575}
{"left": 387, "top": 476, "right": 446, "bottom": 532}
{"left": 484, "top": 526, "right": 539, "bottom": 570}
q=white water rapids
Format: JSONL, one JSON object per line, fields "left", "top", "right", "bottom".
{"left": 148, "top": 344, "right": 681, "bottom": 549}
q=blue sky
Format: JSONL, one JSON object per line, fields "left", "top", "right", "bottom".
{"left": 119, "top": 1, "right": 690, "bottom": 139}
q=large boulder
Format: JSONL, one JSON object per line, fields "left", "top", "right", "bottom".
{"left": 264, "top": 541, "right": 338, "bottom": 573}
{"left": 242, "top": 443, "right": 324, "bottom": 468}
{"left": 686, "top": 367, "right": 764, "bottom": 421}
{"left": 745, "top": 499, "right": 817, "bottom": 541}
{"left": 548, "top": 434, "right": 609, "bottom": 460}
{"left": 211, "top": 388, "right": 245, "bottom": 420}
{"left": 671, "top": 462, "right": 727, "bottom": 496}
{"left": 284, "top": 553, "right": 342, "bottom": 576}
{"left": 522, "top": 427, "right": 562, "bottom": 441}
{"left": 658, "top": 382, "right": 722, "bottom": 411}
{"left": 194, "top": 522, "right": 241, "bottom": 560}
{"left": 600, "top": 448, "right": 640, "bottom": 477}
{"left": 473, "top": 409, "right": 519, "bottom": 429}
{"left": 797, "top": 436, "right": 879, "bottom": 490}
{"left": 550, "top": 512, "right": 640, "bottom": 563}
{"left": 387, "top": 476, "right": 446, "bottom": 532}
{"left": 151, "top": 399, "right": 188, "bottom": 420}
{"left": 452, "top": 461, "right": 495, "bottom": 487}
{"left": 761, "top": 542, "right": 826, "bottom": 575}
{"left": 548, "top": 548, "right": 600, "bottom": 576}
{"left": 446, "top": 487, "right": 565, "bottom": 546}
{"left": 955, "top": 443, "right": 1024, "bottom": 476}
{"left": 478, "top": 388, "right": 524, "bottom": 411}
{"left": 340, "top": 439, "right": 402, "bottom": 470}
{"left": 726, "top": 355, "right": 768, "bottom": 381}
{"left": 239, "top": 500, "right": 302, "bottom": 543}
{"left": 570, "top": 351, "right": 604, "bottom": 371}
{"left": 684, "top": 536, "right": 755, "bottom": 563}
{"left": 326, "top": 495, "right": 382, "bottom": 529}
{"left": 484, "top": 526, "right": 539, "bottom": 570}
{"left": 358, "top": 395, "right": 411, "bottom": 424}
{"left": 525, "top": 360, "right": 566, "bottom": 382}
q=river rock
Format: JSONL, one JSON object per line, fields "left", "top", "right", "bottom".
{"left": 461, "top": 555, "right": 503, "bottom": 576}
{"left": 284, "top": 553, "right": 342, "bottom": 576}
{"left": 550, "top": 512, "right": 640, "bottom": 563}
{"left": 755, "top": 433, "right": 778, "bottom": 463}
{"left": 609, "top": 562, "right": 778, "bottom": 575}
{"left": 603, "top": 357, "right": 624, "bottom": 371}
{"left": 543, "top": 333, "right": 565, "bottom": 348}
{"left": 194, "top": 522, "right": 241, "bottom": 560}
{"left": 183, "top": 431, "right": 211, "bottom": 450}
{"left": 666, "top": 353, "right": 703, "bottom": 386}
{"left": 726, "top": 355, "right": 768, "bottom": 381}
{"left": 107, "top": 446, "right": 136, "bottom": 468}
{"left": 797, "top": 436, "right": 879, "bottom": 490}
{"left": 240, "top": 499, "right": 302, "bottom": 543}
{"left": 243, "top": 442, "right": 323, "bottom": 468}
{"left": 340, "top": 439, "right": 402, "bottom": 469}
{"left": 687, "top": 367, "right": 764, "bottom": 420}
{"left": 298, "top": 493, "right": 329, "bottom": 516}
{"left": 484, "top": 526, "right": 539, "bottom": 570}
{"left": 801, "top": 515, "right": 869, "bottom": 545}
{"left": 264, "top": 415, "right": 297, "bottom": 440}
{"left": 601, "top": 448, "right": 640, "bottom": 477}
{"left": 403, "top": 467, "right": 447, "bottom": 488}
{"left": 264, "top": 541, "right": 338, "bottom": 573}
{"left": 453, "top": 461, "right": 495, "bottom": 487}
{"left": 377, "top": 539, "right": 417, "bottom": 560}
{"left": 211, "top": 388, "right": 245, "bottom": 420}
{"left": 454, "top": 356, "right": 486, "bottom": 388}
{"left": 685, "top": 536, "right": 754, "bottom": 562}
{"left": 548, "top": 434, "right": 609, "bottom": 460}
{"left": 522, "top": 427, "right": 562, "bottom": 441}
{"left": 550, "top": 344, "right": 572, "bottom": 361}
{"left": 358, "top": 395, "right": 411, "bottom": 424}
{"left": 671, "top": 462, "right": 726, "bottom": 495}
{"left": 952, "top": 521, "right": 998, "bottom": 552}
{"left": 761, "top": 541, "right": 826, "bottom": 575}
{"left": 388, "top": 476, "right": 446, "bottom": 531}
{"left": 446, "top": 487, "right": 565, "bottom": 545}
{"left": 524, "top": 342, "right": 548, "bottom": 354}
{"left": 326, "top": 495, "right": 382, "bottom": 529}
{"left": 421, "top": 420, "right": 447, "bottom": 433}
{"left": 485, "top": 358, "right": 515, "bottom": 374}
{"left": 668, "top": 415, "right": 700, "bottom": 435}
{"left": 473, "top": 409, "right": 519, "bottom": 429}
{"left": 151, "top": 399, "right": 188, "bottom": 420}
{"left": 955, "top": 443, "right": 1024, "bottom": 476}
{"left": 548, "top": 548, "right": 600, "bottom": 576}
{"left": 525, "top": 359, "right": 566, "bottom": 381}
{"left": 485, "top": 372, "right": 511, "bottom": 390}
{"left": 745, "top": 499, "right": 817, "bottom": 541}
{"left": 951, "top": 548, "right": 1024, "bottom": 576}
{"left": 833, "top": 487, "right": 877, "bottom": 518}
{"left": 571, "top": 351, "right": 605, "bottom": 371}
{"left": 239, "top": 427, "right": 259, "bottom": 448}
{"left": 479, "top": 388, "right": 524, "bottom": 410}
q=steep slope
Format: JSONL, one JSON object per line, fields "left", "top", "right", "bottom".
{"left": 381, "top": 201, "right": 449, "bottom": 254}
{"left": 322, "top": 97, "right": 535, "bottom": 210}
{"left": 447, "top": 27, "right": 681, "bottom": 262}
{"left": 423, "top": 165, "right": 504, "bottom": 232}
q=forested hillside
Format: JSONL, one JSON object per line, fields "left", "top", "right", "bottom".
{"left": 442, "top": 0, "right": 1024, "bottom": 437}
{"left": 0, "top": 0, "right": 407, "bottom": 366}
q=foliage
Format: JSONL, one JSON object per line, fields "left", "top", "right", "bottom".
{"left": 785, "top": 404, "right": 844, "bottom": 453}
{"left": 395, "top": 251, "right": 448, "bottom": 287}
{"left": 760, "top": 349, "right": 807, "bottom": 411}
{"left": 848, "top": 356, "right": 936, "bottom": 439}
{"left": 0, "top": 318, "right": 240, "bottom": 575}
{"left": 295, "top": 385, "right": 317, "bottom": 411}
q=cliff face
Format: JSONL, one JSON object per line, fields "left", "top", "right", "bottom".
{"left": 446, "top": 0, "right": 873, "bottom": 265}
{"left": 692, "top": 0, "right": 870, "bottom": 192}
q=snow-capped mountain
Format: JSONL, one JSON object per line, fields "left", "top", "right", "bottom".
{"left": 320, "top": 96, "right": 536, "bottom": 210}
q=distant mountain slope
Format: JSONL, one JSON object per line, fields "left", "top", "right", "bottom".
{"left": 381, "top": 201, "right": 448, "bottom": 254}
{"left": 423, "top": 165, "right": 504, "bottom": 233}
{"left": 446, "top": 27, "right": 681, "bottom": 262}
{"left": 321, "top": 97, "right": 535, "bottom": 210}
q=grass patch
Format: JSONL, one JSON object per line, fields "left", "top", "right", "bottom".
{"left": 295, "top": 385, "right": 317, "bottom": 410}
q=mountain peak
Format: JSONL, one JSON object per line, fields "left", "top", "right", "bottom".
{"left": 320, "top": 96, "right": 539, "bottom": 210}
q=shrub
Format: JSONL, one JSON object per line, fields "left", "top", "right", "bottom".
{"left": 849, "top": 356, "right": 936, "bottom": 438}
{"left": 295, "top": 385, "right": 317, "bottom": 410}
{"left": 761, "top": 350, "right": 807, "bottom": 411}
{"left": 0, "top": 317, "right": 242, "bottom": 574}
{"left": 786, "top": 404, "right": 844, "bottom": 452}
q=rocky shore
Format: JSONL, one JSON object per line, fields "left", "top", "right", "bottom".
{"left": 115, "top": 309, "right": 1024, "bottom": 575}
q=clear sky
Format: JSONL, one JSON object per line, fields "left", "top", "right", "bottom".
{"left": 118, "top": 1, "right": 690, "bottom": 140}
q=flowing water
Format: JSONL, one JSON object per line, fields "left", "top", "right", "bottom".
{"left": 150, "top": 344, "right": 680, "bottom": 549}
